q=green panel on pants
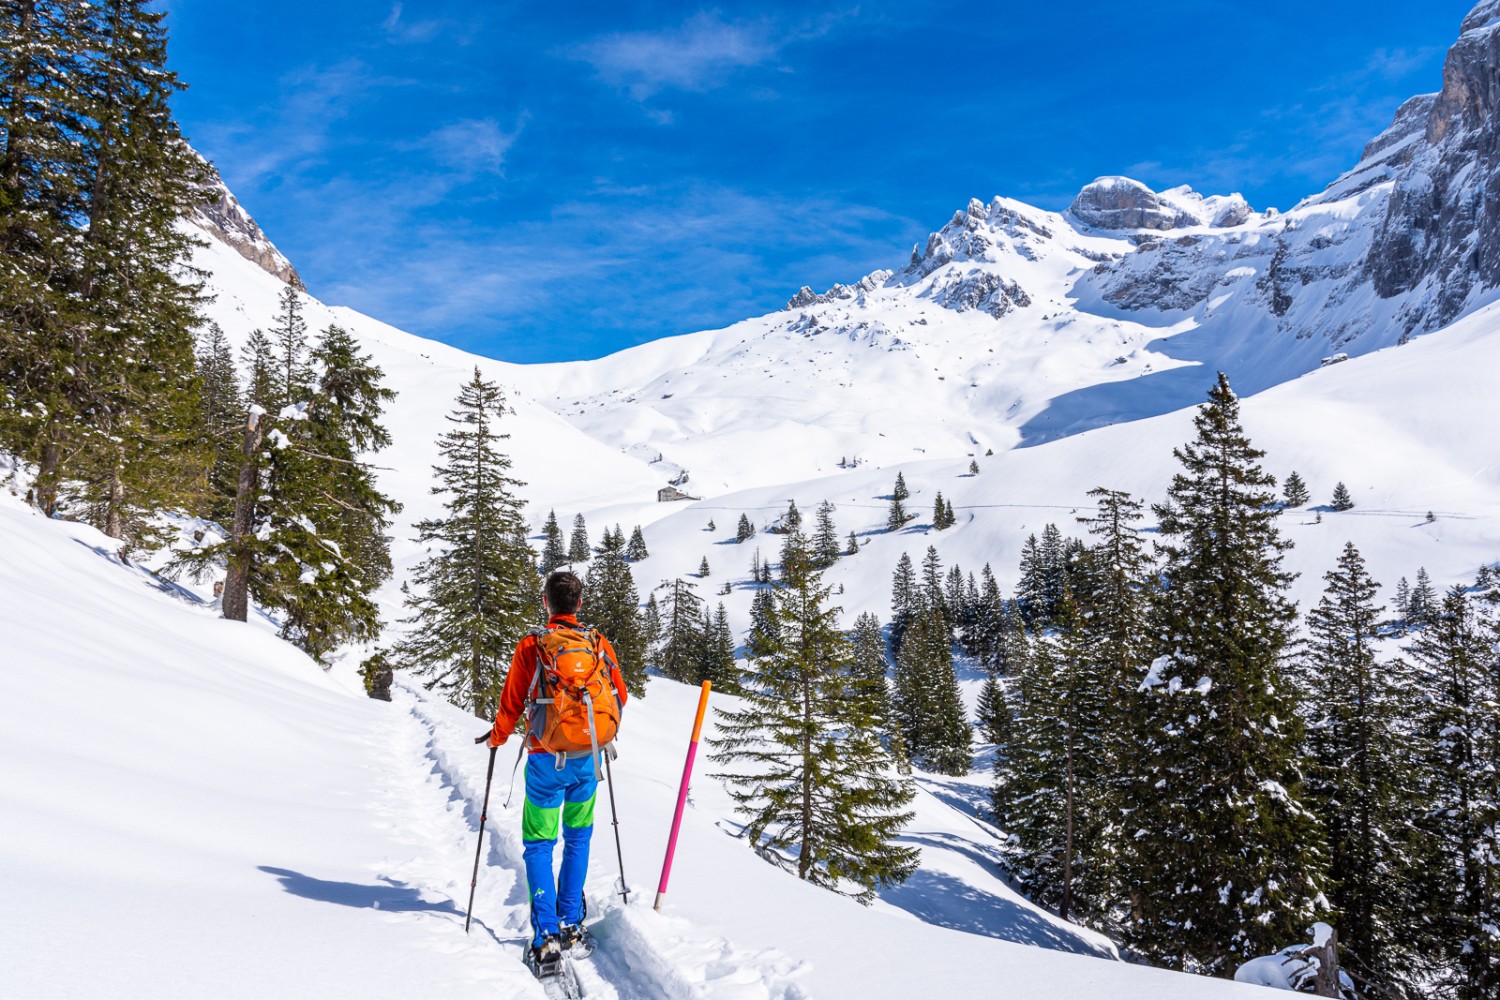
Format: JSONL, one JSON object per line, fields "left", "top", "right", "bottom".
{"left": 563, "top": 791, "right": 597, "bottom": 829}
{"left": 523, "top": 798, "right": 560, "bottom": 842}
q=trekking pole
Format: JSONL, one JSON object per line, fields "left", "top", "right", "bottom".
{"left": 654, "top": 680, "right": 711, "bottom": 913}
{"left": 465, "top": 735, "right": 498, "bottom": 934}
{"left": 603, "top": 749, "right": 630, "bottom": 904}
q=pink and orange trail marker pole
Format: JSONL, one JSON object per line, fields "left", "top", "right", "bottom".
{"left": 655, "top": 679, "right": 711, "bottom": 913}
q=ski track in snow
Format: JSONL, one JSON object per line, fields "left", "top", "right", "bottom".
{"left": 390, "top": 682, "right": 811, "bottom": 1000}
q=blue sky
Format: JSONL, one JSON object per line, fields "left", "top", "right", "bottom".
{"left": 164, "top": 1, "right": 1466, "bottom": 363}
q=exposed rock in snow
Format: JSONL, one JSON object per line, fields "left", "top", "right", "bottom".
{"left": 1070, "top": 176, "right": 1199, "bottom": 231}
{"left": 190, "top": 158, "right": 303, "bottom": 289}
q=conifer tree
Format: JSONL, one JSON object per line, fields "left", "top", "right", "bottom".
{"left": 845, "top": 530, "right": 859, "bottom": 556}
{"left": 568, "top": 513, "right": 590, "bottom": 564}
{"left": 540, "top": 510, "right": 566, "bottom": 573}
{"left": 640, "top": 592, "right": 662, "bottom": 663}
{"left": 711, "top": 535, "right": 918, "bottom": 901}
{"left": 976, "top": 674, "right": 1009, "bottom": 747}
{"left": 1331, "top": 481, "right": 1355, "bottom": 511}
{"left": 698, "top": 602, "right": 738, "bottom": 692}
{"left": 812, "top": 500, "right": 841, "bottom": 569}
{"left": 736, "top": 513, "right": 755, "bottom": 542}
{"left": 241, "top": 327, "right": 277, "bottom": 411}
{"left": 626, "top": 525, "right": 649, "bottom": 561}
{"left": 747, "top": 587, "right": 779, "bottom": 659}
{"left": 1016, "top": 534, "right": 1045, "bottom": 626}
{"left": 1394, "top": 576, "right": 1412, "bottom": 631}
{"left": 849, "top": 611, "right": 892, "bottom": 733}
{"left": 920, "top": 545, "right": 949, "bottom": 629}
{"left": 194, "top": 323, "right": 245, "bottom": 525}
{"left": 1283, "top": 471, "right": 1310, "bottom": 507}
{"left": 893, "top": 472, "right": 909, "bottom": 502}
{"left": 389, "top": 369, "right": 534, "bottom": 714}
{"left": 969, "top": 459, "right": 980, "bottom": 476}
{"left": 886, "top": 494, "right": 908, "bottom": 532}
{"left": 1409, "top": 568, "right": 1438, "bottom": 628}
{"left": 892, "top": 599, "right": 970, "bottom": 776}
{"left": 1290, "top": 541, "right": 1423, "bottom": 994}
{"left": 277, "top": 323, "right": 400, "bottom": 659}
{"left": 583, "top": 525, "right": 648, "bottom": 696}
{"left": 1406, "top": 587, "right": 1500, "bottom": 999}
{"left": 933, "top": 491, "right": 948, "bottom": 529}
{"left": 1124, "top": 373, "right": 1325, "bottom": 972}
{"left": 699, "top": 555, "right": 710, "bottom": 578}
{"left": 656, "top": 577, "right": 705, "bottom": 683}
{"left": 995, "top": 594, "right": 1112, "bottom": 923}
{"left": 889, "top": 551, "right": 919, "bottom": 657}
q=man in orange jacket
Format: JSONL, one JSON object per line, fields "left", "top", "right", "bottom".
{"left": 486, "top": 570, "right": 628, "bottom": 969}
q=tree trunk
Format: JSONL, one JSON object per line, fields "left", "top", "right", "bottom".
{"left": 1309, "top": 926, "right": 1341, "bottom": 998}
{"left": 35, "top": 435, "right": 60, "bottom": 517}
{"left": 222, "top": 410, "right": 265, "bottom": 622}
{"left": 104, "top": 449, "right": 125, "bottom": 540}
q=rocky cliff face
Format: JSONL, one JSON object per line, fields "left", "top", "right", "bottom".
{"left": 190, "top": 160, "right": 303, "bottom": 289}
{"left": 1366, "top": 1, "right": 1500, "bottom": 330}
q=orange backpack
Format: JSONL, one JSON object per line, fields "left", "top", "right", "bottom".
{"left": 525, "top": 625, "right": 621, "bottom": 769}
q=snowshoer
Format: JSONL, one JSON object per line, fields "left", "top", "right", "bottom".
{"left": 485, "top": 570, "right": 628, "bottom": 973}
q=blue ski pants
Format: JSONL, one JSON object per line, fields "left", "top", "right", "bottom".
{"left": 521, "top": 753, "right": 598, "bottom": 946}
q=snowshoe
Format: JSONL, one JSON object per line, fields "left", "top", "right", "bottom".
{"left": 558, "top": 923, "right": 592, "bottom": 956}
{"left": 528, "top": 934, "right": 564, "bottom": 980}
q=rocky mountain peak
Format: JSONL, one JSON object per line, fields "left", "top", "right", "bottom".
{"left": 190, "top": 159, "right": 303, "bottom": 289}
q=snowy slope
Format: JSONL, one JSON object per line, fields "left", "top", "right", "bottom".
{"left": 0, "top": 488, "right": 1274, "bottom": 999}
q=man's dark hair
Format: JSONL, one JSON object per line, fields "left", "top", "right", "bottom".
{"left": 544, "top": 570, "right": 583, "bottom": 616}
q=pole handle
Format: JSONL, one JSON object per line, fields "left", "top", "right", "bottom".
{"left": 474, "top": 730, "right": 491, "bottom": 745}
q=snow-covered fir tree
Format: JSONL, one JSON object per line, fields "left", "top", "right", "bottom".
{"left": 655, "top": 577, "right": 705, "bottom": 684}
{"left": 389, "top": 369, "right": 535, "bottom": 715}
{"left": 699, "top": 602, "right": 738, "bottom": 693}
{"left": 1331, "top": 481, "right": 1355, "bottom": 511}
{"left": 1289, "top": 541, "right": 1425, "bottom": 996}
{"left": 626, "top": 525, "right": 648, "bottom": 561}
{"left": 736, "top": 513, "right": 755, "bottom": 542}
{"left": 1405, "top": 587, "right": 1500, "bottom": 1000}
{"left": 568, "top": 513, "right": 590, "bottom": 564}
{"left": 1283, "top": 470, "right": 1310, "bottom": 507}
{"left": 849, "top": 611, "right": 893, "bottom": 740}
{"left": 891, "top": 597, "right": 970, "bottom": 776}
{"left": 583, "top": 524, "right": 648, "bottom": 696}
{"left": 194, "top": 323, "right": 245, "bottom": 526}
{"left": 995, "top": 593, "right": 1113, "bottom": 924}
{"left": 710, "top": 530, "right": 919, "bottom": 902}
{"left": 812, "top": 500, "right": 841, "bottom": 569}
{"left": 1123, "top": 373, "right": 1326, "bottom": 973}
{"left": 539, "top": 510, "right": 566, "bottom": 574}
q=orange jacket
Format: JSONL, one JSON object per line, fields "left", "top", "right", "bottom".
{"left": 489, "top": 614, "right": 628, "bottom": 753}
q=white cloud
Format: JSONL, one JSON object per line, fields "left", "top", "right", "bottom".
{"left": 570, "top": 12, "right": 784, "bottom": 100}
{"left": 423, "top": 117, "right": 526, "bottom": 176}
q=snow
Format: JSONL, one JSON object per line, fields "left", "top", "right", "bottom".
{"left": 0, "top": 488, "right": 1269, "bottom": 999}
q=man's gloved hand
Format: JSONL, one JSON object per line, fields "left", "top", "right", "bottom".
{"left": 475, "top": 729, "right": 506, "bottom": 747}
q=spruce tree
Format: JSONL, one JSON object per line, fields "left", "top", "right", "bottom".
{"left": 1290, "top": 541, "right": 1423, "bottom": 994}
{"left": 540, "top": 510, "right": 566, "bottom": 573}
{"left": 889, "top": 552, "right": 919, "bottom": 657}
{"left": 1283, "top": 471, "right": 1310, "bottom": 507}
{"left": 1016, "top": 534, "right": 1046, "bottom": 627}
{"left": 892, "top": 600, "right": 970, "bottom": 776}
{"left": 699, "top": 602, "right": 738, "bottom": 692}
{"left": 1331, "top": 481, "right": 1355, "bottom": 512}
{"left": 583, "top": 524, "right": 648, "bottom": 697}
{"left": 886, "top": 494, "right": 908, "bottom": 532}
{"left": 845, "top": 530, "right": 859, "bottom": 556}
{"left": 1407, "top": 587, "right": 1500, "bottom": 999}
{"left": 976, "top": 674, "right": 1009, "bottom": 747}
{"left": 656, "top": 577, "right": 705, "bottom": 683}
{"left": 812, "top": 500, "right": 840, "bottom": 569}
{"left": 736, "top": 513, "right": 755, "bottom": 542}
{"left": 711, "top": 535, "right": 918, "bottom": 901}
{"left": 390, "top": 369, "right": 534, "bottom": 714}
{"left": 626, "top": 525, "right": 649, "bottom": 561}
{"left": 277, "top": 323, "right": 400, "bottom": 659}
{"left": 995, "top": 593, "right": 1111, "bottom": 923}
{"left": 969, "top": 459, "right": 980, "bottom": 476}
{"left": 699, "top": 555, "right": 710, "bottom": 578}
{"left": 1124, "top": 373, "right": 1325, "bottom": 972}
{"left": 893, "top": 472, "right": 909, "bottom": 502}
{"left": 849, "top": 611, "right": 891, "bottom": 724}
{"left": 640, "top": 593, "right": 662, "bottom": 664}
{"left": 1409, "top": 568, "right": 1438, "bottom": 628}
{"left": 195, "top": 323, "right": 245, "bottom": 525}
{"left": 933, "top": 491, "right": 948, "bottom": 529}
{"left": 568, "top": 513, "right": 590, "bottom": 564}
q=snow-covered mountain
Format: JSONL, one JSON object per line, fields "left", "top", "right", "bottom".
{"left": 8, "top": 3, "right": 1500, "bottom": 998}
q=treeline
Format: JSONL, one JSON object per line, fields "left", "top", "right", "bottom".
{"left": 864, "top": 374, "right": 1497, "bottom": 997}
